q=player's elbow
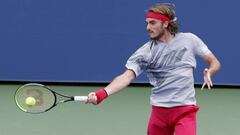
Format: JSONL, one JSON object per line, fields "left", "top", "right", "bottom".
{"left": 210, "top": 57, "right": 221, "bottom": 75}
{"left": 216, "top": 59, "right": 221, "bottom": 71}
{"left": 212, "top": 56, "right": 221, "bottom": 71}
{"left": 121, "top": 70, "right": 136, "bottom": 83}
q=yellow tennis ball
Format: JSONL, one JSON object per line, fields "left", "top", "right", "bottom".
{"left": 25, "top": 97, "right": 36, "bottom": 106}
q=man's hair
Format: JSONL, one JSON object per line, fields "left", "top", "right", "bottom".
{"left": 147, "top": 3, "right": 179, "bottom": 35}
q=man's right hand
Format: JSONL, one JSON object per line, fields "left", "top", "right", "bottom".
{"left": 86, "top": 92, "right": 97, "bottom": 105}
{"left": 86, "top": 89, "right": 108, "bottom": 105}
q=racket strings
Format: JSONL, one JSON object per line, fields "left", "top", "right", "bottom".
{"left": 15, "top": 85, "right": 56, "bottom": 113}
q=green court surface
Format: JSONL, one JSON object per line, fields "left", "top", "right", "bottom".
{"left": 0, "top": 84, "right": 240, "bottom": 135}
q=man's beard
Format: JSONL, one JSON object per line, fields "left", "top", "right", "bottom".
{"left": 150, "top": 30, "right": 165, "bottom": 40}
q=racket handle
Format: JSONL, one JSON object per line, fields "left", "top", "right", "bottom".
{"left": 74, "top": 96, "right": 88, "bottom": 102}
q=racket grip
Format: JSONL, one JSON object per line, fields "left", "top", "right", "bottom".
{"left": 74, "top": 96, "right": 88, "bottom": 102}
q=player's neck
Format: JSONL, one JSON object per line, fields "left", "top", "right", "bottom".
{"left": 159, "top": 31, "right": 174, "bottom": 43}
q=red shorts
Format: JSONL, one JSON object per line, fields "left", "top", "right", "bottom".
{"left": 147, "top": 105, "right": 200, "bottom": 135}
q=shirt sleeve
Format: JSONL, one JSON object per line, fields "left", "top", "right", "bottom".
{"left": 125, "top": 43, "right": 152, "bottom": 77}
{"left": 191, "top": 33, "right": 212, "bottom": 57}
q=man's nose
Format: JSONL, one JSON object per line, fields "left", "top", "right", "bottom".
{"left": 146, "top": 24, "right": 150, "bottom": 31}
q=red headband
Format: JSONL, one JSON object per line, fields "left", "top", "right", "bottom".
{"left": 146, "top": 11, "right": 170, "bottom": 22}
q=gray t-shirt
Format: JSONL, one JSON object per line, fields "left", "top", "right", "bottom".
{"left": 125, "top": 32, "right": 211, "bottom": 107}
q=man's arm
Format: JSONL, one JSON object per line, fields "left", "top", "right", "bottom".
{"left": 104, "top": 69, "right": 136, "bottom": 95}
{"left": 86, "top": 69, "right": 136, "bottom": 104}
{"left": 201, "top": 53, "right": 221, "bottom": 89}
{"left": 203, "top": 53, "right": 221, "bottom": 76}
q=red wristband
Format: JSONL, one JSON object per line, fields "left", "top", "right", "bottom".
{"left": 95, "top": 89, "right": 108, "bottom": 104}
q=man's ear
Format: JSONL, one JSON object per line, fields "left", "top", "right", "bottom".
{"left": 163, "top": 21, "right": 169, "bottom": 28}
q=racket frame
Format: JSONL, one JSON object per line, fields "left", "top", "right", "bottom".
{"left": 14, "top": 83, "right": 87, "bottom": 114}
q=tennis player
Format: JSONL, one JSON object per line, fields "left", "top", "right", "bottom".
{"left": 86, "top": 3, "right": 221, "bottom": 135}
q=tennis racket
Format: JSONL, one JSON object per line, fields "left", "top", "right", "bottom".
{"left": 14, "top": 83, "right": 88, "bottom": 114}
